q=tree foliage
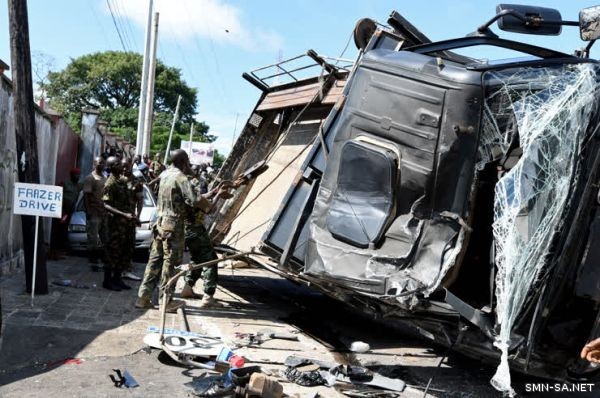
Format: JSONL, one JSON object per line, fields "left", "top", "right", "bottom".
{"left": 45, "top": 51, "right": 217, "bottom": 155}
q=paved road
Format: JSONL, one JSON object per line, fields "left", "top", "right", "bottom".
{"left": 0, "top": 254, "right": 557, "bottom": 397}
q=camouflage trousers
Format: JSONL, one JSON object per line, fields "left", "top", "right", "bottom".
{"left": 123, "top": 224, "right": 136, "bottom": 272}
{"left": 138, "top": 224, "right": 184, "bottom": 300}
{"left": 105, "top": 218, "right": 133, "bottom": 272}
{"left": 184, "top": 225, "right": 218, "bottom": 296}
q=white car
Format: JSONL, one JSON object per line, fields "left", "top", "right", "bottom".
{"left": 67, "top": 184, "right": 157, "bottom": 252}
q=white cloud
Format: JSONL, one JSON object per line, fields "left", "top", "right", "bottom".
{"left": 108, "top": 0, "right": 283, "bottom": 52}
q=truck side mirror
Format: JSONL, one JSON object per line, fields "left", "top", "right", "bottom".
{"left": 580, "top": 6, "right": 600, "bottom": 41}
{"left": 497, "top": 4, "right": 562, "bottom": 36}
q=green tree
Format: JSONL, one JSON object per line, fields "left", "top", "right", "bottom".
{"left": 212, "top": 150, "right": 226, "bottom": 168}
{"left": 45, "top": 51, "right": 214, "bottom": 152}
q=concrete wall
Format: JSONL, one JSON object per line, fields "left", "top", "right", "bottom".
{"left": 78, "top": 110, "right": 102, "bottom": 178}
{"left": 0, "top": 78, "right": 22, "bottom": 275}
{"left": 0, "top": 75, "right": 79, "bottom": 274}
{"left": 54, "top": 118, "right": 79, "bottom": 187}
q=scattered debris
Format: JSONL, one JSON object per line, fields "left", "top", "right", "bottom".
{"left": 350, "top": 341, "right": 370, "bottom": 353}
{"left": 234, "top": 329, "right": 299, "bottom": 347}
{"left": 246, "top": 373, "right": 283, "bottom": 398}
{"left": 282, "top": 355, "right": 405, "bottom": 394}
{"left": 51, "top": 280, "right": 90, "bottom": 289}
{"left": 109, "top": 369, "right": 139, "bottom": 388}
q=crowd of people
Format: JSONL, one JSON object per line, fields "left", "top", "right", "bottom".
{"left": 61, "top": 148, "right": 228, "bottom": 310}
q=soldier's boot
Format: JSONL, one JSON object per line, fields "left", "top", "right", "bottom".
{"left": 89, "top": 250, "right": 100, "bottom": 272}
{"left": 198, "top": 295, "right": 215, "bottom": 308}
{"left": 135, "top": 296, "right": 154, "bottom": 309}
{"left": 181, "top": 284, "right": 201, "bottom": 299}
{"left": 102, "top": 268, "right": 122, "bottom": 291}
{"left": 112, "top": 270, "right": 131, "bottom": 290}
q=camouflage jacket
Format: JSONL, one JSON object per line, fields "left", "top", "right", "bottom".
{"left": 150, "top": 160, "right": 165, "bottom": 177}
{"left": 102, "top": 174, "right": 131, "bottom": 219}
{"left": 120, "top": 174, "right": 143, "bottom": 214}
{"left": 157, "top": 166, "right": 210, "bottom": 231}
{"left": 185, "top": 176, "right": 209, "bottom": 228}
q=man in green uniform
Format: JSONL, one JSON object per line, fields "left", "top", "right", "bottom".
{"left": 120, "top": 158, "right": 143, "bottom": 281}
{"left": 181, "top": 168, "right": 232, "bottom": 308}
{"left": 135, "top": 149, "right": 212, "bottom": 311}
{"left": 83, "top": 157, "right": 107, "bottom": 271}
{"left": 102, "top": 156, "right": 139, "bottom": 291}
{"left": 150, "top": 153, "right": 166, "bottom": 180}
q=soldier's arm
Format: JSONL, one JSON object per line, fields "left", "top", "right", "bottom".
{"left": 180, "top": 177, "right": 211, "bottom": 213}
{"left": 102, "top": 183, "right": 134, "bottom": 220}
{"left": 82, "top": 176, "right": 93, "bottom": 211}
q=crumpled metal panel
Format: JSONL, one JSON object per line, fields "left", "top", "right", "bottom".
{"left": 483, "top": 64, "right": 600, "bottom": 395}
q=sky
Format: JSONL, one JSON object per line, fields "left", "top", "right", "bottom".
{"left": 0, "top": 0, "right": 598, "bottom": 155}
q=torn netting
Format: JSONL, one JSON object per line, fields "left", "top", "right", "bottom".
{"left": 483, "top": 64, "right": 600, "bottom": 395}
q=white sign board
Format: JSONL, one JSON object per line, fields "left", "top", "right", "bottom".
{"left": 144, "top": 333, "right": 225, "bottom": 358}
{"left": 13, "top": 182, "right": 63, "bottom": 218}
{"left": 180, "top": 141, "right": 214, "bottom": 165}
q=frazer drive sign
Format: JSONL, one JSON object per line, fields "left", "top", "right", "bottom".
{"left": 13, "top": 182, "right": 63, "bottom": 218}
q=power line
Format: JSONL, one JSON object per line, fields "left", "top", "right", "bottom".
{"left": 181, "top": 0, "right": 229, "bottom": 110}
{"left": 88, "top": 2, "right": 112, "bottom": 48}
{"left": 112, "top": 0, "right": 138, "bottom": 51}
{"left": 106, "top": 0, "right": 129, "bottom": 51}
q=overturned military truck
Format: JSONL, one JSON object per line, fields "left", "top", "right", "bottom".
{"left": 211, "top": 4, "right": 600, "bottom": 394}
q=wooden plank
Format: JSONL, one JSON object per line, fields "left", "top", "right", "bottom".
{"left": 257, "top": 82, "right": 321, "bottom": 111}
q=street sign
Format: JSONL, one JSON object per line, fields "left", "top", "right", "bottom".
{"left": 180, "top": 141, "right": 214, "bottom": 165}
{"left": 13, "top": 182, "right": 64, "bottom": 306}
{"left": 143, "top": 333, "right": 225, "bottom": 358}
{"left": 13, "top": 182, "right": 63, "bottom": 218}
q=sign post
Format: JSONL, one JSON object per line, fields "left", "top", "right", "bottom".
{"left": 13, "top": 182, "right": 63, "bottom": 306}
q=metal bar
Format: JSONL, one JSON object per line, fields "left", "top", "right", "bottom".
{"left": 259, "top": 64, "right": 318, "bottom": 81}
{"left": 163, "top": 95, "right": 181, "bottom": 164}
{"left": 31, "top": 215, "right": 39, "bottom": 306}
{"left": 177, "top": 307, "right": 190, "bottom": 332}
{"left": 250, "top": 54, "right": 307, "bottom": 73}
{"left": 242, "top": 72, "right": 269, "bottom": 92}
{"left": 158, "top": 251, "right": 253, "bottom": 342}
{"left": 274, "top": 64, "right": 297, "bottom": 82}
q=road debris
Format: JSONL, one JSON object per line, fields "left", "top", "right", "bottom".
{"left": 349, "top": 341, "right": 370, "bottom": 353}
{"left": 109, "top": 369, "right": 139, "bottom": 388}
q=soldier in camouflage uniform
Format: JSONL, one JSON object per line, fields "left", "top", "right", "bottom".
{"left": 150, "top": 153, "right": 166, "bottom": 180}
{"left": 102, "top": 156, "right": 139, "bottom": 291}
{"left": 180, "top": 170, "right": 223, "bottom": 307}
{"left": 136, "top": 149, "right": 212, "bottom": 311}
{"left": 120, "top": 158, "right": 144, "bottom": 281}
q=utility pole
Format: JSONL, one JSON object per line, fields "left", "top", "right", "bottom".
{"left": 8, "top": 0, "right": 48, "bottom": 294}
{"left": 142, "top": 11, "right": 159, "bottom": 156}
{"left": 164, "top": 95, "right": 181, "bottom": 164}
{"left": 135, "top": 0, "right": 153, "bottom": 156}
{"left": 231, "top": 112, "right": 239, "bottom": 150}
{"left": 188, "top": 123, "right": 195, "bottom": 156}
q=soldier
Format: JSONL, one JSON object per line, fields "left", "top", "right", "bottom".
{"left": 120, "top": 158, "right": 143, "bottom": 281}
{"left": 150, "top": 153, "right": 166, "bottom": 180}
{"left": 135, "top": 149, "right": 213, "bottom": 311}
{"left": 181, "top": 167, "right": 233, "bottom": 307}
{"left": 82, "top": 157, "right": 107, "bottom": 271}
{"left": 102, "top": 156, "right": 140, "bottom": 291}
